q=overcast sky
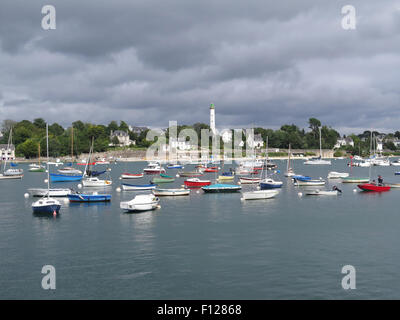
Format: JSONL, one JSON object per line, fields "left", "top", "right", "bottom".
{"left": 0, "top": 0, "right": 399, "bottom": 134}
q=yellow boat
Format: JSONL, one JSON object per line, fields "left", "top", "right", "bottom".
{"left": 218, "top": 175, "right": 235, "bottom": 181}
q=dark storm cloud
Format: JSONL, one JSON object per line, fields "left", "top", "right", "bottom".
{"left": 0, "top": 0, "right": 399, "bottom": 133}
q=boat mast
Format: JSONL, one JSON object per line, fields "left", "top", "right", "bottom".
{"left": 46, "top": 123, "right": 50, "bottom": 198}
{"left": 319, "top": 127, "right": 322, "bottom": 158}
{"left": 71, "top": 126, "right": 74, "bottom": 162}
{"left": 3, "top": 128, "right": 12, "bottom": 172}
{"left": 287, "top": 143, "right": 291, "bottom": 171}
{"left": 38, "top": 143, "right": 41, "bottom": 165}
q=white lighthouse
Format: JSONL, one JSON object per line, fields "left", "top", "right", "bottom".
{"left": 210, "top": 103, "right": 216, "bottom": 135}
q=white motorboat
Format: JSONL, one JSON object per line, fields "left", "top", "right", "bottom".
{"left": 120, "top": 194, "right": 160, "bottom": 212}
{"left": 304, "top": 157, "right": 331, "bottom": 165}
{"left": 28, "top": 188, "right": 72, "bottom": 197}
{"left": 372, "top": 158, "right": 390, "bottom": 166}
{"left": 305, "top": 189, "right": 340, "bottom": 196}
{"left": 95, "top": 158, "right": 110, "bottom": 165}
{"left": 357, "top": 160, "right": 372, "bottom": 167}
{"left": 391, "top": 160, "right": 400, "bottom": 166}
{"left": 82, "top": 177, "right": 112, "bottom": 187}
{"left": 58, "top": 167, "right": 82, "bottom": 175}
{"left": 241, "top": 189, "right": 279, "bottom": 200}
{"left": 3, "top": 168, "right": 24, "bottom": 176}
{"left": 327, "top": 171, "right": 349, "bottom": 179}
{"left": 152, "top": 188, "right": 190, "bottom": 196}
{"left": 143, "top": 162, "right": 166, "bottom": 174}
{"left": 295, "top": 179, "right": 326, "bottom": 186}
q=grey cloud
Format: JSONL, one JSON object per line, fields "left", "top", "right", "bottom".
{"left": 0, "top": 0, "right": 399, "bottom": 135}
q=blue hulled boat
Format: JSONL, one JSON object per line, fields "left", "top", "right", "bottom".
{"left": 260, "top": 178, "right": 283, "bottom": 189}
{"left": 67, "top": 193, "right": 111, "bottom": 202}
{"left": 202, "top": 183, "right": 241, "bottom": 193}
{"left": 50, "top": 173, "right": 82, "bottom": 182}
{"left": 291, "top": 175, "right": 311, "bottom": 181}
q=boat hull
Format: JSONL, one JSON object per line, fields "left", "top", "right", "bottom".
{"left": 152, "top": 189, "right": 190, "bottom": 196}
{"left": 202, "top": 184, "right": 241, "bottom": 193}
{"left": 151, "top": 177, "right": 175, "bottom": 183}
{"left": 184, "top": 180, "right": 211, "bottom": 188}
{"left": 28, "top": 188, "right": 72, "bottom": 197}
{"left": 260, "top": 182, "right": 283, "bottom": 189}
{"left": 68, "top": 194, "right": 111, "bottom": 202}
{"left": 50, "top": 173, "right": 82, "bottom": 182}
{"left": 357, "top": 183, "right": 391, "bottom": 192}
{"left": 121, "top": 183, "right": 156, "bottom": 191}
{"left": 241, "top": 190, "right": 279, "bottom": 200}
{"left": 121, "top": 173, "right": 144, "bottom": 179}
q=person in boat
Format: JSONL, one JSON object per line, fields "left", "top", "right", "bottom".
{"left": 371, "top": 179, "right": 376, "bottom": 185}
{"left": 332, "top": 186, "right": 342, "bottom": 193}
{"left": 378, "top": 175, "right": 384, "bottom": 186}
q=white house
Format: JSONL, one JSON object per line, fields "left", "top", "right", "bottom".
{"left": 110, "top": 130, "right": 133, "bottom": 147}
{"left": 169, "top": 137, "right": 195, "bottom": 151}
{"left": 334, "top": 136, "right": 354, "bottom": 149}
{"left": 0, "top": 144, "right": 15, "bottom": 160}
{"left": 376, "top": 138, "right": 383, "bottom": 152}
{"left": 247, "top": 133, "right": 264, "bottom": 149}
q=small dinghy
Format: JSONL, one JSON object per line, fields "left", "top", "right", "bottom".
{"left": 178, "top": 171, "right": 203, "bottom": 177}
{"left": 120, "top": 173, "right": 144, "bottom": 179}
{"left": 202, "top": 184, "right": 242, "bottom": 193}
{"left": 218, "top": 172, "right": 235, "bottom": 181}
{"left": 341, "top": 177, "right": 369, "bottom": 183}
{"left": 294, "top": 178, "right": 326, "bottom": 186}
{"left": 121, "top": 183, "right": 156, "bottom": 191}
{"left": 305, "top": 187, "right": 341, "bottom": 196}
{"left": 152, "top": 188, "right": 190, "bottom": 196}
{"left": 239, "top": 177, "right": 261, "bottom": 184}
{"left": 292, "top": 175, "right": 311, "bottom": 181}
{"left": 327, "top": 171, "right": 349, "bottom": 179}
{"left": 387, "top": 183, "right": 400, "bottom": 188}
{"left": 184, "top": 178, "right": 211, "bottom": 188}
{"left": 68, "top": 192, "right": 111, "bottom": 202}
{"left": 241, "top": 189, "right": 279, "bottom": 200}
{"left": 120, "top": 194, "right": 160, "bottom": 212}
{"left": 166, "top": 164, "right": 184, "bottom": 169}
{"left": 151, "top": 177, "right": 175, "bottom": 183}
{"left": 58, "top": 167, "right": 82, "bottom": 175}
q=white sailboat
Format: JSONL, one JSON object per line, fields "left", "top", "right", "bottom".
{"left": 284, "top": 143, "right": 295, "bottom": 177}
{"left": 81, "top": 138, "right": 112, "bottom": 187}
{"left": 32, "top": 124, "right": 61, "bottom": 215}
{"left": 0, "top": 128, "right": 24, "bottom": 179}
{"left": 304, "top": 127, "right": 331, "bottom": 165}
{"left": 242, "top": 137, "right": 281, "bottom": 200}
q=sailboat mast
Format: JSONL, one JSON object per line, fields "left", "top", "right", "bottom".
{"left": 71, "top": 126, "right": 74, "bottom": 162}
{"left": 46, "top": 123, "right": 50, "bottom": 198}
{"left": 38, "top": 143, "right": 41, "bottom": 165}
{"left": 287, "top": 143, "right": 291, "bottom": 171}
{"left": 3, "top": 128, "right": 12, "bottom": 172}
{"left": 319, "top": 127, "right": 322, "bottom": 158}
{"left": 265, "top": 136, "right": 269, "bottom": 179}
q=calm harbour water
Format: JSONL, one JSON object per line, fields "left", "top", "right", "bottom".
{"left": 1, "top": 159, "right": 400, "bottom": 299}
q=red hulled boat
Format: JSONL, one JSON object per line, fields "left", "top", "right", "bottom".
{"left": 357, "top": 183, "right": 391, "bottom": 192}
{"left": 184, "top": 178, "right": 211, "bottom": 188}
